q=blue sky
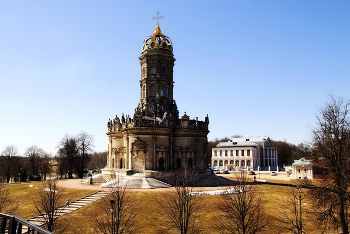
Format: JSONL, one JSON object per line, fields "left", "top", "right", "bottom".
{"left": 0, "top": 1, "right": 349, "bottom": 156}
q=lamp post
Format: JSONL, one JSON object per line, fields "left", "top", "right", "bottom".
{"left": 296, "top": 185, "right": 305, "bottom": 234}
{"left": 110, "top": 199, "right": 115, "bottom": 234}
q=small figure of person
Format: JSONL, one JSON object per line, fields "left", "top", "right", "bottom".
{"left": 66, "top": 198, "right": 70, "bottom": 207}
{"left": 253, "top": 175, "right": 256, "bottom": 182}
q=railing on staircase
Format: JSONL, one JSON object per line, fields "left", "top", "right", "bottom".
{"left": 0, "top": 213, "right": 53, "bottom": 234}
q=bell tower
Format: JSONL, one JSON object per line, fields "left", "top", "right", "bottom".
{"left": 135, "top": 23, "right": 178, "bottom": 121}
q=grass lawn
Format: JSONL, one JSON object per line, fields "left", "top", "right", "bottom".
{"left": 60, "top": 182, "right": 319, "bottom": 233}
{"left": 7, "top": 181, "right": 99, "bottom": 220}
{"left": 7, "top": 178, "right": 322, "bottom": 233}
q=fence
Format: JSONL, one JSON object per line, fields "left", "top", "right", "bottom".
{"left": 0, "top": 213, "right": 53, "bottom": 234}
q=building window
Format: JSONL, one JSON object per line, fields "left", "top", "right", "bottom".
{"left": 213, "top": 160, "right": 217, "bottom": 166}
{"left": 149, "top": 84, "right": 156, "bottom": 97}
{"left": 241, "top": 150, "right": 244, "bottom": 156}
{"left": 241, "top": 161, "right": 245, "bottom": 167}
{"left": 230, "top": 150, "right": 233, "bottom": 156}
{"left": 247, "top": 150, "right": 250, "bottom": 156}
{"left": 161, "top": 85, "right": 166, "bottom": 97}
{"left": 236, "top": 150, "right": 239, "bottom": 156}
{"left": 304, "top": 168, "right": 307, "bottom": 174}
{"left": 230, "top": 160, "right": 234, "bottom": 165}
{"left": 219, "top": 160, "right": 223, "bottom": 166}
{"left": 247, "top": 160, "right": 251, "bottom": 167}
{"left": 225, "top": 150, "right": 228, "bottom": 156}
{"left": 214, "top": 150, "right": 217, "bottom": 156}
{"left": 235, "top": 160, "right": 239, "bottom": 166}
{"left": 220, "top": 150, "right": 222, "bottom": 156}
{"left": 298, "top": 168, "right": 301, "bottom": 173}
{"left": 224, "top": 160, "right": 228, "bottom": 165}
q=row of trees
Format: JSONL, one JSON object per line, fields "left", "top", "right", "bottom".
{"left": 0, "top": 145, "right": 50, "bottom": 183}
{"left": 0, "top": 131, "right": 107, "bottom": 182}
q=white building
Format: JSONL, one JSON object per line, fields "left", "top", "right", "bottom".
{"left": 211, "top": 137, "right": 278, "bottom": 171}
{"left": 292, "top": 158, "right": 313, "bottom": 179}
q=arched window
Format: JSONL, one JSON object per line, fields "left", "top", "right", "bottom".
{"left": 219, "top": 160, "right": 223, "bottom": 166}
{"left": 230, "top": 160, "right": 234, "bottom": 165}
{"left": 149, "top": 84, "right": 156, "bottom": 97}
{"left": 247, "top": 160, "right": 251, "bottom": 167}
{"left": 161, "top": 85, "right": 166, "bottom": 97}
{"left": 214, "top": 160, "right": 218, "bottom": 166}
{"left": 241, "top": 161, "right": 245, "bottom": 167}
{"left": 188, "top": 158, "right": 193, "bottom": 168}
{"left": 224, "top": 160, "right": 228, "bottom": 165}
{"left": 235, "top": 160, "right": 239, "bottom": 166}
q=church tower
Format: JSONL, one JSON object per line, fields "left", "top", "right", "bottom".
{"left": 105, "top": 13, "right": 209, "bottom": 178}
{"left": 134, "top": 25, "right": 179, "bottom": 127}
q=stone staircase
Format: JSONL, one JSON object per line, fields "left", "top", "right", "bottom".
{"left": 23, "top": 190, "right": 109, "bottom": 232}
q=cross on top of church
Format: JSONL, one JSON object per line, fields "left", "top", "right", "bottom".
{"left": 152, "top": 11, "right": 164, "bottom": 26}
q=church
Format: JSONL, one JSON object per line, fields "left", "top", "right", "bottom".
{"left": 103, "top": 14, "right": 209, "bottom": 178}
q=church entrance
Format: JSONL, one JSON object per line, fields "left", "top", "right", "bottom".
{"left": 158, "top": 158, "right": 165, "bottom": 170}
{"left": 133, "top": 157, "right": 144, "bottom": 173}
{"left": 176, "top": 158, "right": 181, "bottom": 169}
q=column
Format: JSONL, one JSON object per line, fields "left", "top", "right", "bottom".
{"left": 263, "top": 148, "right": 266, "bottom": 167}
{"left": 153, "top": 136, "right": 156, "bottom": 170}
{"left": 126, "top": 134, "right": 130, "bottom": 169}
{"left": 170, "top": 136, "right": 173, "bottom": 169}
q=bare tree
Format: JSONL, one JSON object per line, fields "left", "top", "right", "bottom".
{"left": 303, "top": 96, "right": 350, "bottom": 233}
{"left": 216, "top": 171, "right": 270, "bottom": 234}
{"left": 25, "top": 145, "right": 45, "bottom": 177}
{"left": 93, "top": 180, "right": 139, "bottom": 234}
{"left": 0, "top": 145, "right": 19, "bottom": 183}
{"left": 0, "top": 181, "right": 17, "bottom": 214}
{"left": 40, "top": 153, "right": 52, "bottom": 180}
{"left": 157, "top": 169, "right": 203, "bottom": 234}
{"left": 34, "top": 180, "right": 67, "bottom": 233}
{"left": 57, "top": 135, "right": 78, "bottom": 179}
{"left": 274, "top": 186, "right": 309, "bottom": 234}
{"left": 57, "top": 132, "right": 94, "bottom": 179}
{"left": 76, "top": 131, "right": 94, "bottom": 178}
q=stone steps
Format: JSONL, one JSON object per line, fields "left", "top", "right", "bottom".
{"left": 25, "top": 190, "right": 109, "bottom": 230}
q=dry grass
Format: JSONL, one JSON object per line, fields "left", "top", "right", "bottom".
{"left": 7, "top": 178, "right": 326, "bottom": 233}
{"left": 8, "top": 181, "right": 99, "bottom": 220}
{"left": 60, "top": 184, "right": 318, "bottom": 233}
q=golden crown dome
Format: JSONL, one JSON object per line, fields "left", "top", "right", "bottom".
{"left": 142, "top": 26, "right": 173, "bottom": 52}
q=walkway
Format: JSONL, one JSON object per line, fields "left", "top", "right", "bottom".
{"left": 101, "top": 174, "right": 171, "bottom": 189}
